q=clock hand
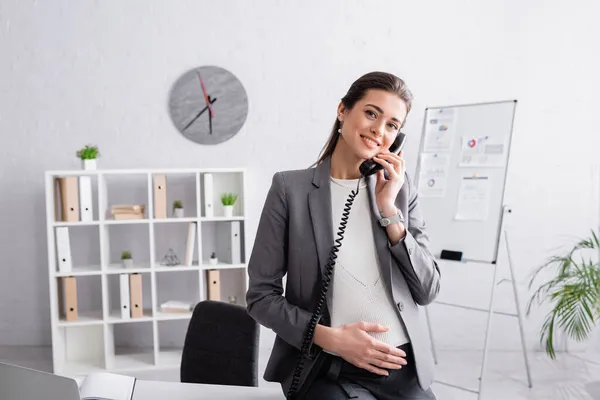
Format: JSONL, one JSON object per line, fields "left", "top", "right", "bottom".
{"left": 197, "top": 72, "right": 214, "bottom": 118}
{"left": 182, "top": 97, "right": 217, "bottom": 132}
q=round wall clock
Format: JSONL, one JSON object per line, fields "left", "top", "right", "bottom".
{"left": 168, "top": 66, "right": 248, "bottom": 145}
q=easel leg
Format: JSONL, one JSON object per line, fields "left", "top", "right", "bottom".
{"left": 503, "top": 230, "right": 533, "bottom": 388}
{"left": 425, "top": 306, "right": 438, "bottom": 364}
{"left": 478, "top": 260, "right": 499, "bottom": 400}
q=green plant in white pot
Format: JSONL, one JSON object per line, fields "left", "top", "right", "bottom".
{"left": 76, "top": 145, "right": 100, "bottom": 170}
{"left": 221, "top": 193, "right": 238, "bottom": 218}
{"left": 172, "top": 200, "right": 184, "bottom": 218}
{"left": 527, "top": 230, "right": 600, "bottom": 359}
{"left": 121, "top": 250, "right": 133, "bottom": 268}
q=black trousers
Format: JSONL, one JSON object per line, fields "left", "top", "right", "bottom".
{"left": 298, "top": 343, "right": 436, "bottom": 400}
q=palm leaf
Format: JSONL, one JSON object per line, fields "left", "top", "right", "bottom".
{"left": 527, "top": 229, "right": 600, "bottom": 359}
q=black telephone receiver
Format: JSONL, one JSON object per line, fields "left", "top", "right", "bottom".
{"left": 286, "top": 132, "right": 407, "bottom": 399}
{"left": 359, "top": 132, "right": 407, "bottom": 178}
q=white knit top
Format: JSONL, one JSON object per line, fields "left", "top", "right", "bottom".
{"left": 328, "top": 177, "right": 409, "bottom": 349}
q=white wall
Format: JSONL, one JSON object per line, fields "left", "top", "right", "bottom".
{"left": 1, "top": 0, "right": 599, "bottom": 358}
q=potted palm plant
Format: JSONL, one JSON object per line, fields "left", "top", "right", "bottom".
{"left": 527, "top": 229, "right": 600, "bottom": 359}
{"left": 76, "top": 145, "right": 100, "bottom": 170}
{"left": 221, "top": 193, "right": 238, "bottom": 218}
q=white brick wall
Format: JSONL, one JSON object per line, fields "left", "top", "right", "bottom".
{"left": 1, "top": 0, "right": 599, "bottom": 356}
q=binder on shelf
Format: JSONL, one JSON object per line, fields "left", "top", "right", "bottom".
{"left": 184, "top": 222, "right": 197, "bottom": 266}
{"left": 58, "top": 276, "right": 78, "bottom": 321}
{"left": 153, "top": 175, "right": 167, "bottom": 219}
{"left": 217, "top": 221, "right": 242, "bottom": 264}
{"left": 78, "top": 176, "right": 94, "bottom": 222}
{"left": 203, "top": 173, "right": 214, "bottom": 217}
{"left": 56, "top": 177, "right": 80, "bottom": 222}
{"left": 119, "top": 274, "right": 131, "bottom": 319}
{"left": 129, "top": 273, "right": 143, "bottom": 318}
{"left": 55, "top": 226, "right": 72, "bottom": 273}
{"left": 230, "top": 221, "right": 241, "bottom": 264}
{"left": 207, "top": 269, "right": 221, "bottom": 301}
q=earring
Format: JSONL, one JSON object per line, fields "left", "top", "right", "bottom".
{"left": 337, "top": 128, "right": 341, "bottom": 134}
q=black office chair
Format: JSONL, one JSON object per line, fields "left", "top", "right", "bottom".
{"left": 180, "top": 300, "right": 260, "bottom": 387}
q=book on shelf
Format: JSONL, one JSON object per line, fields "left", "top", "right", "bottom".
{"left": 160, "top": 300, "right": 193, "bottom": 313}
{"left": 111, "top": 205, "right": 145, "bottom": 213}
{"left": 113, "top": 213, "right": 144, "bottom": 220}
{"left": 110, "top": 204, "right": 145, "bottom": 220}
{"left": 76, "top": 371, "right": 136, "bottom": 400}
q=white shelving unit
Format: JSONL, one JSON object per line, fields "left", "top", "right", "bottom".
{"left": 44, "top": 168, "right": 249, "bottom": 377}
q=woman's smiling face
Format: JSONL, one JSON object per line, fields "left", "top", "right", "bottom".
{"left": 338, "top": 89, "right": 408, "bottom": 160}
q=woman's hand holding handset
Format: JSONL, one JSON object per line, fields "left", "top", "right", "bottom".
{"left": 314, "top": 322, "right": 407, "bottom": 376}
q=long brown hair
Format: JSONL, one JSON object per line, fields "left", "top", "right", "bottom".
{"left": 313, "top": 71, "right": 413, "bottom": 167}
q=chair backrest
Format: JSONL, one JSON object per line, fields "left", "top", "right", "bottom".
{"left": 180, "top": 300, "right": 260, "bottom": 387}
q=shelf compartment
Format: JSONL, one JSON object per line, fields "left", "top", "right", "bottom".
{"left": 156, "top": 350, "right": 183, "bottom": 369}
{"left": 150, "top": 172, "right": 198, "bottom": 220}
{"left": 101, "top": 172, "right": 149, "bottom": 221}
{"left": 200, "top": 171, "right": 244, "bottom": 218}
{"left": 157, "top": 319, "right": 189, "bottom": 367}
{"left": 202, "top": 268, "right": 247, "bottom": 307}
{"left": 200, "top": 221, "right": 245, "bottom": 266}
{"left": 56, "top": 275, "right": 103, "bottom": 325}
{"left": 155, "top": 270, "right": 200, "bottom": 317}
{"left": 53, "top": 325, "right": 106, "bottom": 374}
{"left": 106, "top": 272, "right": 153, "bottom": 323}
{"left": 103, "top": 223, "right": 151, "bottom": 271}
{"left": 153, "top": 220, "right": 199, "bottom": 268}
{"left": 105, "top": 321, "right": 156, "bottom": 370}
{"left": 53, "top": 225, "right": 102, "bottom": 275}
{"left": 52, "top": 174, "right": 100, "bottom": 224}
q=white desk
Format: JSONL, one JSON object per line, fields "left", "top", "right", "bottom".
{"left": 133, "top": 380, "right": 285, "bottom": 400}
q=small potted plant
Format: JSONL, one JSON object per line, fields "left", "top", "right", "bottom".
{"left": 172, "top": 200, "right": 184, "bottom": 218}
{"left": 221, "top": 193, "right": 238, "bottom": 218}
{"left": 121, "top": 250, "right": 133, "bottom": 268}
{"left": 76, "top": 145, "right": 100, "bottom": 170}
{"left": 209, "top": 252, "right": 218, "bottom": 265}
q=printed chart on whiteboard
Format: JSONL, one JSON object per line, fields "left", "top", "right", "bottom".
{"left": 459, "top": 135, "right": 507, "bottom": 167}
{"left": 455, "top": 174, "right": 491, "bottom": 221}
{"left": 417, "top": 153, "right": 451, "bottom": 198}
{"left": 423, "top": 108, "right": 457, "bottom": 152}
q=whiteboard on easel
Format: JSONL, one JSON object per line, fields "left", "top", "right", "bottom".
{"left": 414, "top": 100, "right": 517, "bottom": 264}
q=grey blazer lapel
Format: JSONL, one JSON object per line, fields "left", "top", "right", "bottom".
{"left": 308, "top": 157, "right": 334, "bottom": 277}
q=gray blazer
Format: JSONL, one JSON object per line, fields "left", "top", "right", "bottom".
{"left": 246, "top": 156, "right": 441, "bottom": 395}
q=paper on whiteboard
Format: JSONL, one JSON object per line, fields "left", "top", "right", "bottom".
{"left": 455, "top": 175, "right": 491, "bottom": 221}
{"left": 417, "top": 153, "right": 451, "bottom": 197}
{"left": 423, "top": 107, "right": 457, "bottom": 152}
{"left": 459, "top": 135, "right": 505, "bottom": 167}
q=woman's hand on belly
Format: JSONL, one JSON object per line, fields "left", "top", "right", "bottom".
{"left": 325, "top": 321, "right": 408, "bottom": 376}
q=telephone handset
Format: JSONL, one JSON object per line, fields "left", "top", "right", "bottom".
{"left": 358, "top": 132, "right": 407, "bottom": 178}
{"left": 286, "top": 132, "right": 407, "bottom": 399}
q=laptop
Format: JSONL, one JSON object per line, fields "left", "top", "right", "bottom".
{"left": 0, "top": 361, "right": 81, "bottom": 399}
